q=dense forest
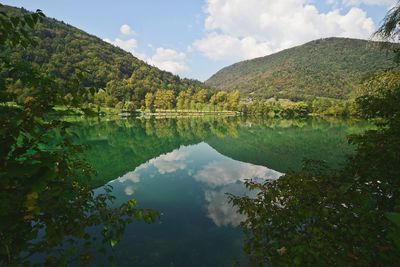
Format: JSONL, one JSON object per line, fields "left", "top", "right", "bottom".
{"left": 207, "top": 37, "right": 400, "bottom": 100}
{"left": 0, "top": 5, "right": 210, "bottom": 109}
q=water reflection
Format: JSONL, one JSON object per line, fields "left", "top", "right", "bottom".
{"left": 204, "top": 183, "right": 247, "bottom": 227}
{"left": 194, "top": 159, "right": 281, "bottom": 187}
{"left": 111, "top": 142, "right": 281, "bottom": 228}
{"left": 71, "top": 116, "right": 367, "bottom": 188}
{"left": 71, "top": 116, "right": 368, "bottom": 266}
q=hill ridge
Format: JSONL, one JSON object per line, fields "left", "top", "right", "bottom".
{"left": 1, "top": 5, "right": 208, "bottom": 107}
{"left": 206, "top": 37, "right": 399, "bottom": 100}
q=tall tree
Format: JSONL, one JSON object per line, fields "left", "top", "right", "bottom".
{"left": 145, "top": 92, "right": 155, "bottom": 112}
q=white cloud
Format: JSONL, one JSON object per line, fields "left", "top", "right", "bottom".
{"left": 104, "top": 37, "right": 137, "bottom": 53}
{"left": 105, "top": 24, "right": 189, "bottom": 75}
{"left": 193, "top": 33, "right": 272, "bottom": 61}
{"left": 194, "top": 0, "right": 376, "bottom": 61}
{"left": 104, "top": 25, "right": 142, "bottom": 58}
{"left": 120, "top": 24, "right": 135, "bottom": 36}
{"left": 147, "top": 47, "right": 190, "bottom": 74}
{"left": 103, "top": 37, "right": 148, "bottom": 59}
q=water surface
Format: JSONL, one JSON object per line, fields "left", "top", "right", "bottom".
{"left": 71, "top": 116, "right": 367, "bottom": 266}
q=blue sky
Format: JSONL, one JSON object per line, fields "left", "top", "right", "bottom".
{"left": 2, "top": 0, "right": 396, "bottom": 81}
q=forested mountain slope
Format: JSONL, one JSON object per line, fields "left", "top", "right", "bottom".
{"left": 0, "top": 5, "right": 208, "bottom": 105}
{"left": 206, "top": 37, "right": 399, "bottom": 100}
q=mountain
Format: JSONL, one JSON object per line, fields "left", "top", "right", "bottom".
{"left": 206, "top": 37, "right": 400, "bottom": 100}
{"left": 0, "top": 5, "right": 208, "bottom": 105}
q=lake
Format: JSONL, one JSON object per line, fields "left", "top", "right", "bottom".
{"left": 70, "top": 116, "right": 367, "bottom": 266}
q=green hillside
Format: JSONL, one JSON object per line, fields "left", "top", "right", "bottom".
{"left": 206, "top": 37, "right": 399, "bottom": 100}
{"left": 0, "top": 5, "right": 208, "bottom": 106}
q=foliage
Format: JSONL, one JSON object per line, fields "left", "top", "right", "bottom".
{"left": 230, "top": 73, "right": 400, "bottom": 266}
{"left": 154, "top": 89, "right": 175, "bottom": 110}
{"left": 0, "top": 4, "right": 44, "bottom": 46}
{"left": 0, "top": 6, "right": 159, "bottom": 266}
{"left": 140, "top": 89, "right": 241, "bottom": 112}
{"left": 145, "top": 92, "right": 155, "bottom": 112}
{"left": 207, "top": 37, "right": 400, "bottom": 100}
{"left": 375, "top": 3, "right": 400, "bottom": 41}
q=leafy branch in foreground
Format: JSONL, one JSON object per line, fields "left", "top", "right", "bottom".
{"left": 230, "top": 3, "right": 400, "bottom": 266}
{"left": 0, "top": 6, "right": 159, "bottom": 266}
{"left": 230, "top": 68, "right": 400, "bottom": 267}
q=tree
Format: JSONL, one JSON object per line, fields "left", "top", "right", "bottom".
{"left": 230, "top": 3, "right": 400, "bottom": 266}
{"left": 145, "top": 92, "right": 155, "bottom": 112}
{"left": 212, "top": 91, "right": 228, "bottom": 111}
{"left": 227, "top": 90, "right": 240, "bottom": 111}
{"left": 0, "top": 7, "right": 159, "bottom": 265}
{"left": 375, "top": 3, "right": 400, "bottom": 41}
{"left": 194, "top": 89, "right": 208, "bottom": 110}
{"left": 124, "top": 101, "right": 136, "bottom": 112}
{"left": 210, "top": 94, "right": 217, "bottom": 111}
{"left": 64, "top": 92, "right": 74, "bottom": 108}
{"left": 176, "top": 90, "right": 190, "bottom": 110}
{"left": 154, "top": 89, "right": 175, "bottom": 110}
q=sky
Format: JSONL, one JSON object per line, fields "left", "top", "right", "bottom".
{"left": 2, "top": 0, "right": 397, "bottom": 81}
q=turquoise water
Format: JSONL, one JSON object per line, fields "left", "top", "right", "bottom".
{"left": 71, "top": 116, "right": 367, "bottom": 266}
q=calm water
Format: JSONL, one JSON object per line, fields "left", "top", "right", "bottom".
{"left": 70, "top": 116, "right": 367, "bottom": 266}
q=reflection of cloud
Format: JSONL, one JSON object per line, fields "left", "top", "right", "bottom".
{"left": 118, "top": 171, "right": 141, "bottom": 183}
{"left": 124, "top": 186, "right": 134, "bottom": 196}
{"left": 194, "top": 160, "right": 281, "bottom": 188}
{"left": 204, "top": 183, "right": 247, "bottom": 227}
{"left": 196, "top": 158, "right": 282, "bottom": 227}
{"left": 116, "top": 146, "right": 191, "bottom": 186}
{"left": 148, "top": 148, "right": 189, "bottom": 174}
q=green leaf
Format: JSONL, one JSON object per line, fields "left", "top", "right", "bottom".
{"left": 134, "top": 211, "right": 142, "bottom": 221}
{"left": 339, "top": 182, "right": 352, "bottom": 193}
{"left": 385, "top": 212, "right": 400, "bottom": 226}
{"left": 24, "top": 16, "right": 34, "bottom": 28}
{"left": 10, "top": 16, "right": 20, "bottom": 27}
{"left": 110, "top": 239, "right": 119, "bottom": 247}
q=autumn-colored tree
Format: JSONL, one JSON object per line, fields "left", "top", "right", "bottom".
{"left": 145, "top": 92, "right": 155, "bottom": 112}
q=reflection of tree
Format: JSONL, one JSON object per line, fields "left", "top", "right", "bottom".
{"left": 73, "top": 116, "right": 364, "bottom": 187}
{"left": 154, "top": 119, "right": 176, "bottom": 138}
{"left": 73, "top": 117, "right": 245, "bottom": 186}
{"left": 207, "top": 118, "right": 368, "bottom": 172}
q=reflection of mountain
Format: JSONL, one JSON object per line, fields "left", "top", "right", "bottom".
{"left": 206, "top": 119, "right": 367, "bottom": 172}
{"left": 72, "top": 119, "right": 202, "bottom": 187}
{"left": 72, "top": 117, "right": 366, "bottom": 187}
{"left": 72, "top": 117, "right": 242, "bottom": 186}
